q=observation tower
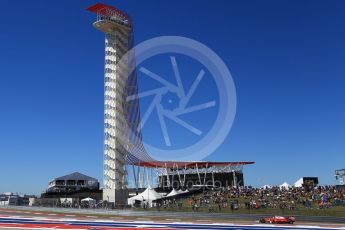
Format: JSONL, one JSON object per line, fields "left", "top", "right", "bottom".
{"left": 87, "top": 3, "right": 151, "bottom": 206}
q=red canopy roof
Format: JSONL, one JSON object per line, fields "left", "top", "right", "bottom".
{"left": 132, "top": 161, "right": 254, "bottom": 169}
{"left": 86, "top": 3, "right": 132, "bottom": 26}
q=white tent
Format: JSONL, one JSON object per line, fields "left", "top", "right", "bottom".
{"left": 128, "top": 186, "right": 162, "bottom": 207}
{"left": 279, "top": 182, "right": 290, "bottom": 190}
{"left": 81, "top": 197, "right": 96, "bottom": 207}
{"left": 294, "top": 178, "right": 304, "bottom": 187}
{"left": 178, "top": 189, "right": 189, "bottom": 194}
{"left": 166, "top": 188, "right": 189, "bottom": 198}
{"left": 167, "top": 188, "right": 179, "bottom": 197}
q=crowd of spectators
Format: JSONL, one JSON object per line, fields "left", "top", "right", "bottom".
{"left": 154, "top": 198, "right": 183, "bottom": 210}
{"left": 188, "top": 186, "right": 345, "bottom": 212}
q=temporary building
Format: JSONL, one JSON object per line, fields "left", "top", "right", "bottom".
{"left": 81, "top": 197, "right": 96, "bottom": 207}
{"left": 128, "top": 186, "right": 162, "bottom": 207}
{"left": 167, "top": 188, "right": 179, "bottom": 197}
{"left": 294, "top": 178, "right": 303, "bottom": 187}
{"left": 178, "top": 189, "right": 189, "bottom": 194}
{"left": 279, "top": 182, "right": 290, "bottom": 190}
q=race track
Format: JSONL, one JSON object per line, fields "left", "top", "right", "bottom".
{"left": 0, "top": 208, "right": 344, "bottom": 230}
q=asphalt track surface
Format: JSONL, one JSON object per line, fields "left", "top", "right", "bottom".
{"left": 4, "top": 206, "right": 345, "bottom": 223}
{"left": 1, "top": 207, "right": 345, "bottom": 230}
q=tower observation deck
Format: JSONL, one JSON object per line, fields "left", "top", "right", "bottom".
{"left": 87, "top": 3, "right": 152, "bottom": 206}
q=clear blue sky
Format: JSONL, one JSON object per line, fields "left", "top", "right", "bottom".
{"left": 0, "top": 0, "right": 344, "bottom": 195}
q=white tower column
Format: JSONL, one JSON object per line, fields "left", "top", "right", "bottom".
{"left": 102, "top": 31, "right": 129, "bottom": 205}
{"left": 92, "top": 14, "right": 132, "bottom": 206}
{"left": 88, "top": 3, "right": 152, "bottom": 207}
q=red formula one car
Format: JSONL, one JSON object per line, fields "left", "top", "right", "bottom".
{"left": 259, "top": 216, "right": 295, "bottom": 224}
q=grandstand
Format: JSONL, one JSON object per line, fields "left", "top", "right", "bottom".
{"left": 130, "top": 161, "right": 254, "bottom": 191}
